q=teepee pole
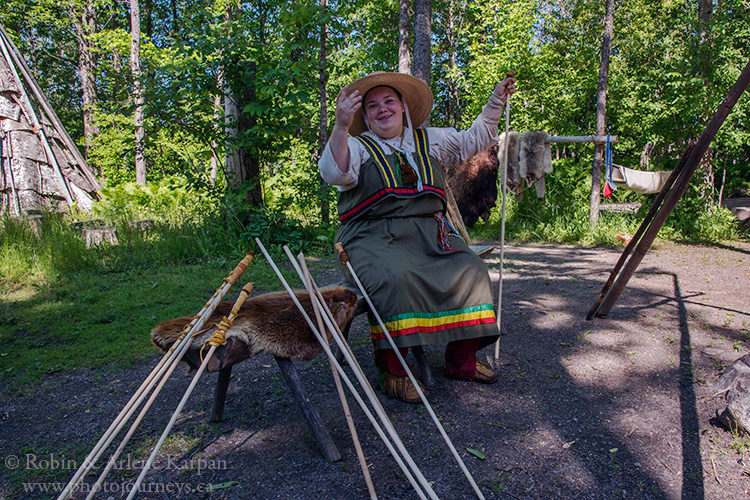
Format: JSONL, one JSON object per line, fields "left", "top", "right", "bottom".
{"left": 592, "top": 58, "right": 750, "bottom": 318}
{"left": 295, "top": 255, "right": 377, "bottom": 500}
{"left": 256, "top": 239, "right": 432, "bottom": 500}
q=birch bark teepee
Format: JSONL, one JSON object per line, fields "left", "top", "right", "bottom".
{"left": 0, "top": 23, "right": 100, "bottom": 216}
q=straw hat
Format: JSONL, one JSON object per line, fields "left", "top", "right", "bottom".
{"left": 347, "top": 72, "right": 433, "bottom": 136}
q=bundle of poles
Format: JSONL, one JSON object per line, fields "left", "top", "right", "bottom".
{"left": 254, "top": 238, "right": 486, "bottom": 499}
{"left": 57, "top": 253, "right": 254, "bottom": 500}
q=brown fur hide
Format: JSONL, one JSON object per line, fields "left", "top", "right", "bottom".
{"left": 150, "top": 287, "right": 358, "bottom": 372}
{"left": 518, "top": 131, "right": 552, "bottom": 199}
{"left": 446, "top": 144, "right": 499, "bottom": 227}
{"left": 497, "top": 131, "right": 524, "bottom": 202}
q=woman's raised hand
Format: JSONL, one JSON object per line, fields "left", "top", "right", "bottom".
{"left": 335, "top": 85, "right": 363, "bottom": 131}
{"left": 494, "top": 74, "right": 517, "bottom": 100}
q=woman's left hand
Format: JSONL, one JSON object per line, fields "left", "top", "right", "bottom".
{"left": 495, "top": 75, "right": 517, "bottom": 99}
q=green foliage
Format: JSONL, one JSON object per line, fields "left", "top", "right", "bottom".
{"left": 4, "top": 0, "right": 748, "bottom": 242}
{"left": 670, "top": 194, "right": 741, "bottom": 242}
{"left": 88, "top": 177, "right": 219, "bottom": 225}
{"left": 0, "top": 214, "right": 96, "bottom": 287}
{"left": 239, "top": 207, "right": 334, "bottom": 256}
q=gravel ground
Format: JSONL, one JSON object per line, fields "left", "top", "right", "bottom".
{"left": 1, "top": 241, "right": 749, "bottom": 499}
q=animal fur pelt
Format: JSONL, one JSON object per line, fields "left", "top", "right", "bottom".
{"left": 518, "top": 130, "right": 552, "bottom": 199}
{"left": 151, "top": 287, "right": 358, "bottom": 372}
{"left": 445, "top": 144, "right": 498, "bottom": 227}
{"left": 498, "top": 131, "right": 523, "bottom": 200}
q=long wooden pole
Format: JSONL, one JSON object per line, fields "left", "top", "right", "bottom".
{"left": 335, "top": 242, "right": 486, "bottom": 500}
{"left": 58, "top": 253, "right": 253, "bottom": 500}
{"left": 546, "top": 135, "right": 618, "bottom": 144}
{"left": 126, "top": 284, "right": 255, "bottom": 500}
{"left": 494, "top": 93, "right": 511, "bottom": 365}
{"left": 296, "top": 255, "right": 377, "bottom": 500}
{"left": 0, "top": 23, "right": 100, "bottom": 190}
{"left": 256, "top": 239, "right": 433, "bottom": 499}
{"left": 586, "top": 143, "right": 694, "bottom": 320}
{"left": 594, "top": 58, "right": 750, "bottom": 317}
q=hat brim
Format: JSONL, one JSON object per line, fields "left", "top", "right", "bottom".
{"left": 347, "top": 72, "right": 433, "bottom": 136}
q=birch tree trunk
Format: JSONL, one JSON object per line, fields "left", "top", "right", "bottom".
{"left": 412, "top": 0, "right": 431, "bottom": 127}
{"left": 224, "top": 86, "right": 241, "bottom": 189}
{"left": 211, "top": 72, "right": 222, "bottom": 187}
{"left": 223, "top": 6, "right": 241, "bottom": 189}
{"left": 130, "top": 0, "right": 146, "bottom": 186}
{"left": 589, "top": 0, "right": 614, "bottom": 226}
{"left": 318, "top": 0, "right": 330, "bottom": 223}
{"left": 412, "top": 0, "right": 431, "bottom": 86}
{"left": 445, "top": 0, "right": 461, "bottom": 128}
{"left": 398, "top": 0, "right": 411, "bottom": 74}
{"left": 68, "top": 0, "right": 99, "bottom": 162}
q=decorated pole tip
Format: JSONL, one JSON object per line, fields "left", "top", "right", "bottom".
{"left": 334, "top": 242, "right": 349, "bottom": 264}
{"left": 241, "top": 283, "right": 255, "bottom": 296}
{"left": 228, "top": 252, "right": 255, "bottom": 282}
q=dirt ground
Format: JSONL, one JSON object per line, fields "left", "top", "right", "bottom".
{"left": 1, "top": 241, "right": 749, "bottom": 499}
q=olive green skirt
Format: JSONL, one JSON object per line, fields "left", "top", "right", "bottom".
{"left": 337, "top": 213, "right": 499, "bottom": 350}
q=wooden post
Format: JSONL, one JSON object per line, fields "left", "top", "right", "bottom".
{"left": 83, "top": 226, "right": 119, "bottom": 247}
{"left": 412, "top": 346, "right": 434, "bottom": 387}
{"left": 274, "top": 356, "right": 341, "bottom": 462}
{"left": 210, "top": 366, "right": 233, "bottom": 423}
{"left": 590, "top": 0, "right": 615, "bottom": 227}
{"left": 593, "top": 58, "right": 750, "bottom": 318}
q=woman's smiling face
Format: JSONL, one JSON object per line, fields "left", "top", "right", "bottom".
{"left": 363, "top": 86, "right": 404, "bottom": 139}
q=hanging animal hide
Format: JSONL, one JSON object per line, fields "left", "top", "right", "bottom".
{"left": 498, "top": 131, "right": 523, "bottom": 201}
{"left": 151, "top": 286, "right": 358, "bottom": 372}
{"left": 518, "top": 131, "right": 552, "bottom": 199}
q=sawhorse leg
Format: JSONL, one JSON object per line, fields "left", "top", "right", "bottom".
{"left": 210, "top": 365, "right": 233, "bottom": 423}
{"left": 274, "top": 356, "right": 341, "bottom": 462}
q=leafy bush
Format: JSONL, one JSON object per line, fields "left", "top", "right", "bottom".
{"left": 238, "top": 207, "right": 333, "bottom": 256}
{"left": 669, "top": 196, "right": 741, "bottom": 242}
{"left": 86, "top": 176, "right": 218, "bottom": 225}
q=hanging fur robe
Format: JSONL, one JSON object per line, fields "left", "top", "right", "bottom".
{"left": 518, "top": 131, "right": 553, "bottom": 199}
{"left": 498, "top": 131, "right": 523, "bottom": 201}
{"left": 151, "top": 287, "right": 358, "bottom": 372}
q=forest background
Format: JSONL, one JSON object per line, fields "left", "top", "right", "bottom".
{"left": 2, "top": 0, "right": 749, "bottom": 243}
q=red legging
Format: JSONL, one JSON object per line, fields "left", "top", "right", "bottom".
{"left": 376, "top": 337, "right": 479, "bottom": 380}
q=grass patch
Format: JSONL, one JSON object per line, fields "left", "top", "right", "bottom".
{"left": 2, "top": 262, "right": 227, "bottom": 387}
{"left": 0, "top": 213, "right": 313, "bottom": 390}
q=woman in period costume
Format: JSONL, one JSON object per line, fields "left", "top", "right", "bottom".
{"left": 319, "top": 71, "right": 516, "bottom": 403}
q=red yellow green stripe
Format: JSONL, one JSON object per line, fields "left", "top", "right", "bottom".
{"left": 369, "top": 304, "right": 496, "bottom": 340}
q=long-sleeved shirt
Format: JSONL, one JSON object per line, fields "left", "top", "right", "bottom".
{"left": 319, "top": 88, "right": 507, "bottom": 191}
